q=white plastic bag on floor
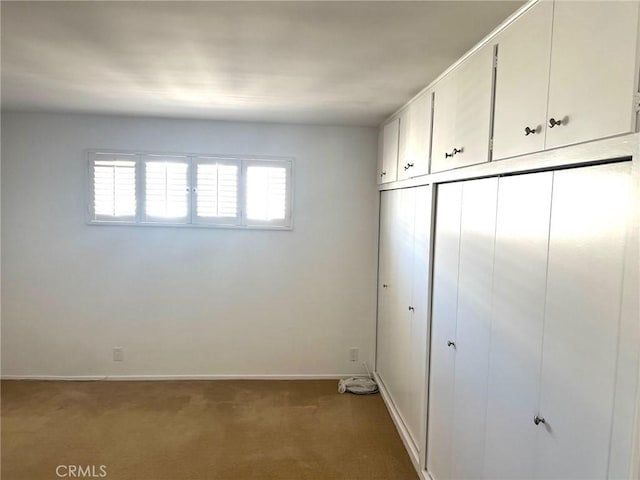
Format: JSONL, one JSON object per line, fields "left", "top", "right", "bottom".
{"left": 338, "top": 362, "right": 379, "bottom": 395}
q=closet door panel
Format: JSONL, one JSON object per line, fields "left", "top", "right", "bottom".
{"left": 492, "top": 1, "right": 553, "bottom": 160}
{"left": 451, "top": 177, "right": 498, "bottom": 479}
{"left": 546, "top": 1, "right": 640, "bottom": 149}
{"left": 537, "top": 162, "right": 632, "bottom": 479}
{"left": 389, "top": 188, "right": 419, "bottom": 445}
{"left": 483, "top": 172, "right": 553, "bottom": 479}
{"left": 427, "top": 182, "right": 463, "bottom": 480}
{"left": 376, "top": 189, "right": 405, "bottom": 390}
{"left": 404, "top": 185, "right": 432, "bottom": 447}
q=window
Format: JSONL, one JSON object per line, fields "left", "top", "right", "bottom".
{"left": 88, "top": 151, "right": 293, "bottom": 229}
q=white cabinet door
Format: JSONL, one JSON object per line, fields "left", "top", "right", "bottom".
{"left": 378, "top": 118, "right": 400, "bottom": 184}
{"left": 398, "top": 93, "right": 433, "bottom": 180}
{"left": 432, "top": 46, "right": 495, "bottom": 173}
{"left": 453, "top": 45, "right": 495, "bottom": 170}
{"left": 492, "top": 1, "right": 553, "bottom": 160}
{"left": 483, "top": 172, "right": 553, "bottom": 479}
{"left": 545, "top": 1, "right": 640, "bottom": 149}
{"left": 450, "top": 177, "right": 498, "bottom": 479}
{"left": 431, "top": 73, "right": 458, "bottom": 174}
{"left": 536, "top": 162, "right": 632, "bottom": 479}
{"left": 427, "top": 182, "right": 463, "bottom": 480}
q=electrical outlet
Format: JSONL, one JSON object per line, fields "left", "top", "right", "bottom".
{"left": 349, "top": 348, "right": 359, "bottom": 362}
{"left": 113, "top": 347, "right": 124, "bottom": 362}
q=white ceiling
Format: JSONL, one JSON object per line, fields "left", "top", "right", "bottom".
{"left": 1, "top": 1, "right": 523, "bottom": 126}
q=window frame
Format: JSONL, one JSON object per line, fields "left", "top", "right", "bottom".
{"left": 87, "top": 149, "right": 294, "bottom": 230}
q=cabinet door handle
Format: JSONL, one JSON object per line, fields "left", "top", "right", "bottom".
{"left": 447, "top": 340, "right": 456, "bottom": 348}
{"left": 453, "top": 147, "right": 463, "bottom": 155}
{"left": 534, "top": 415, "right": 546, "bottom": 426}
{"left": 382, "top": 284, "right": 389, "bottom": 288}
{"left": 445, "top": 152, "right": 454, "bottom": 159}
{"left": 380, "top": 171, "right": 386, "bottom": 177}
{"left": 524, "top": 126, "right": 537, "bottom": 136}
{"left": 408, "top": 306, "right": 415, "bottom": 312}
{"left": 548, "top": 117, "right": 563, "bottom": 128}
{"left": 404, "top": 163, "right": 415, "bottom": 171}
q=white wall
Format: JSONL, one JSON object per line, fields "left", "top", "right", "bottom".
{"left": 1, "top": 112, "right": 379, "bottom": 378}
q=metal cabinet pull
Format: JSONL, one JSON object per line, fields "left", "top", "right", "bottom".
{"left": 445, "top": 152, "right": 454, "bottom": 158}
{"left": 404, "top": 163, "right": 415, "bottom": 171}
{"left": 453, "top": 147, "right": 463, "bottom": 155}
{"left": 408, "top": 306, "right": 415, "bottom": 312}
{"left": 534, "top": 415, "right": 546, "bottom": 425}
{"left": 524, "top": 126, "right": 537, "bottom": 136}
{"left": 380, "top": 171, "right": 386, "bottom": 178}
{"left": 548, "top": 117, "right": 563, "bottom": 128}
{"left": 382, "top": 284, "right": 389, "bottom": 288}
{"left": 447, "top": 340, "right": 456, "bottom": 348}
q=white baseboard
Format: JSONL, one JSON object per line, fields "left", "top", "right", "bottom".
{"left": 374, "top": 371, "right": 421, "bottom": 475}
{"left": 1, "top": 374, "right": 350, "bottom": 381}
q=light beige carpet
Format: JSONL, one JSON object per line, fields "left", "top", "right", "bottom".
{"left": 1, "top": 380, "right": 418, "bottom": 480}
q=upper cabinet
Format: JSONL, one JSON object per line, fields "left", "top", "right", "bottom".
{"left": 493, "top": 0, "right": 640, "bottom": 160}
{"left": 545, "top": 1, "right": 640, "bottom": 150}
{"left": 398, "top": 91, "right": 433, "bottom": 180}
{"left": 492, "top": 1, "right": 553, "bottom": 160}
{"left": 380, "top": 0, "right": 640, "bottom": 178}
{"left": 378, "top": 118, "right": 400, "bottom": 184}
{"left": 431, "top": 46, "right": 495, "bottom": 173}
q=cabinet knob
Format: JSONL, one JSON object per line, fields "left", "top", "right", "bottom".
{"left": 548, "top": 117, "right": 563, "bottom": 128}
{"left": 447, "top": 340, "right": 456, "bottom": 348}
{"left": 534, "top": 415, "right": 546, "bottom": 426}
{"left": 408, "top": 306, "right": 415, "bottom": 312}
{"left": 453, "top": 147, "right": 463, "bottom": 155}
{"left": 524, "top": 126, "right": 537, "bottom": 136}
{"left": 382, "top": 284, "right": 389, "bottom": 288}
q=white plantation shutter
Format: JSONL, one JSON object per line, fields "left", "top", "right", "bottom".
{"left": 91, "top": 154, "right": 137, "bottom": 222}
{"left": 193, "top": 159, "right": 240, "bottom": 225}
{"left": 88, "top": 151, "right": 293, "bottom": 229}
{"left": 143, "top": 156, "right": 190, "bottom": 223}
{"left": 244, "top": 160, "right": 292, "bottom": 227}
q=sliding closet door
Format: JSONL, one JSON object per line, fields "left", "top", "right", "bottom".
{"left": 404, "top": 185, "right": 432, "bottom": 447}
{"left": 377, "top": 189, "right": 404, "bottom": 390}
{"left": 427, "top": 182, "right": 462, "bottom": 480}
{"left": 377, "top": 188, "right": 421, "bottom": 446}
{"left": 451, "top": 177, "right": 498, "bottom": 479}
{"left": 483, "top": 172, "right": 553, "bottom": 478}
{"left": 536, "top": 162, "right": 632, "bottom": 479}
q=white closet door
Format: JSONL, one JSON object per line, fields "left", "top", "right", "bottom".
{"left": 492, "top": 1, "right": 553, "bottom": 160}
{"left": 451, "top": 177, "right": 498, "bottom": 479}
{"left": 536, "top": 162, "right": 632, "bottom": 479}
{"left": 376, "top": 189, "right": 403, "bottom": 388}
{"left": 404, "top": 185, "right": 432, "bottom": 448}
{"left": 483, "top": 172, "right": 553, "bottom": 479}
{"left": 427, "top": 182, "right": 463, "bottom": 480}
{"left": 545, "top": 1, "right": 640, "bottom": 149}
{"left": 377, "top": 188, "right": 416, "bottom": 437}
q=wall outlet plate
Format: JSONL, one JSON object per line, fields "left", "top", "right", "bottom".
{"left": 113, "top": 347, "right": 124, "bottom": 362}
{"left": 349, "top": 347, "right": 359, "bottom": 362}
